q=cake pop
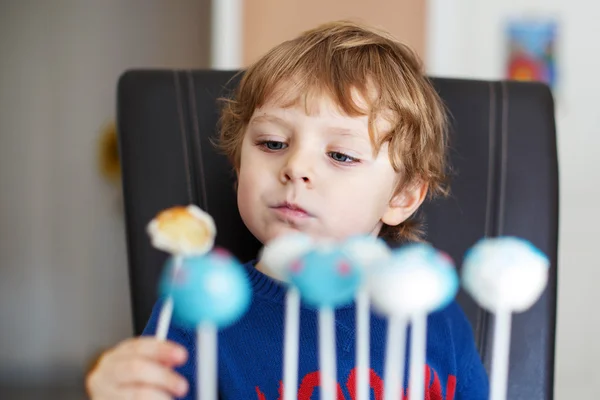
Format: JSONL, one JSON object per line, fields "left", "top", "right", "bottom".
{"left": 462, "top": 237, "right": 549, "bottom": 400}
{"left": 147, "top": 204, "right": 217, "bottom": 340}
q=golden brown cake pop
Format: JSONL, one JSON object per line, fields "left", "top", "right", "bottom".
{"left": 147, "top": 204, "right": 216, "bottom": 255}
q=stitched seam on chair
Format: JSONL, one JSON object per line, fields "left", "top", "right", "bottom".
{"left": 498, "top": 81, "right": 509, "bottom": 236}
{"left": 484, "top": 82, "right": 496, "bottom": 239}
{"left": 187, "top": 71, "right": 209, "bottom": 212}
{"left": 476, "top": 81, "right": 498, "bottom": 367}
{"left": 174, "top": 71, "right": 194, "bottom": 203}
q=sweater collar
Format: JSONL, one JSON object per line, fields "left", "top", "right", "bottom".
{"left": 242, "top": 260, "right": 357, "bottom": 311}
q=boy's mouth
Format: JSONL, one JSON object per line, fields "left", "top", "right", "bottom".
{"left": 271, "top": 202, "right": 313, "bottom": 219}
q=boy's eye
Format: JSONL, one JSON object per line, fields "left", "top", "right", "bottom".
{"left": 328, "top": 151, "right": 359, "bottom": 163}
{"left": 260, "top": 140, "right": 288, "bottom": 151}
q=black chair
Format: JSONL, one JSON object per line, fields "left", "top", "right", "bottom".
{"left": 116, "top": 70, "right": 559, "bottom": 400}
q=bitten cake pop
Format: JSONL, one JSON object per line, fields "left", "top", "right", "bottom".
{"left": 289, "top": 245, "right": 362, "bottom": 400}
{"left": 147, "top": 204, "right": 216, "bottom": 255}
{"left": 160, "top": 249, "right": 251, "bottom": 400}
{"left": 147, "top": 205, "right": 217, "bottom": 340}
{"left": 342, "top": 236, "right": 392, "bottom": 400}
{"left": 462, "top": 237, "right": 549, "bottom": 400}
{"left": 259, "top": 233, "right": 315, "bottom": 400}
{"left": 368, "top": 244, "right": 458, "bottom": 400}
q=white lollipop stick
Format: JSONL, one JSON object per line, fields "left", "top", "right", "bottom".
{"left": 408, "top": 314, "right": 427, "bottom": 400}
{"left": 198, "top": 323, "right": 218, "bottom": 400}
{"left": 490, "top": 309, "right": 511, "bottom": 400}
{"left": 155, "top": 254, "right": 183, "bottom": 340}
{"left": 283, "top": 287, "right": 301, "bottom": 400}
{"left": 356, "top": 288, "right": 370, "bottom": 400}
{"left": 319, "top": 307, "right": 337, "bottom": 400}
{"left": 155, "top": 297, "right": 173, "bottom": 340}
{"left": 383, "top": 315, "right": 407, "bottom": 400}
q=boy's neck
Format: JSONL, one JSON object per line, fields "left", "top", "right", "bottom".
{"left": 254, "top": 261, "right": 280, "bottom": 281}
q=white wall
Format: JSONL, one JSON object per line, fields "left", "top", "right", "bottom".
{"left": 427, "top": 1, "right": 600, "bottom": 398}
{"left": 0, "top": 0, "right": 210, "bottom": 385}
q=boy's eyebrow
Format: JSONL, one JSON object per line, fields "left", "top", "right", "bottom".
{"left": 326, "top": 126, "right": 374, "bottom": 147}
{"left": 249, "top": 114, "right": 370, "bottom": 142}
{"left": 248, "top": 114, "right": 291, "bottom": 128}
{"left": 326, "top": 126, "right": 365, "bottom": 138}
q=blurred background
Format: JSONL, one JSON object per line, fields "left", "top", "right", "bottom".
{"left": 0, "top": 0, "right": 597, "bottom": 398}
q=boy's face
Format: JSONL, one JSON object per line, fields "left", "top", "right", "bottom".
{"left": 236, "top": 90, "right": 426, "bottom": 245}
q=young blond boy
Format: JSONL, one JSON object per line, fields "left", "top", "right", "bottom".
{"left": 87, "top": 21, "right": 488, "bottom": 400}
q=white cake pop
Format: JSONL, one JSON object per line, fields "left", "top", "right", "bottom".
{"left": 462, "top": 236, "right": 549, "bottom": 400}
{"left": 258, "top": 233, "right": 315, "bottom": 282}
{"left": 342, "top": 235, "right": 392, "bottom": 272}
{"left": 462, "top": 237, "right": 549, "bottom": 313}
{"left": 368, "top": 244, "right": 458, "bottom": 318}
{"left": 368, "top": 243, "right": 458, "bottom": 400}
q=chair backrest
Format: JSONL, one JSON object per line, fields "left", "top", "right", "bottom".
{"left": 117, "top": 70, "right": 558, "bottom": 400}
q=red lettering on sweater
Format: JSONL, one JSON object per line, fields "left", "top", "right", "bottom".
{"left": 256, "top": 365, "right": 456, "bottom": 400}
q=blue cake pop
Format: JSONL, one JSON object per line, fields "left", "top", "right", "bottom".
{"left": 288, "top": 245, "right": 362, "bottom": 308}
{"left": 159, "top": 249, "right": 251, "bottom": 329}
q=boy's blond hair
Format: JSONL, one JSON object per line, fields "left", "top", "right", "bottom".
{"left": 218, "top": 21, "right": 449, "bottom": 242}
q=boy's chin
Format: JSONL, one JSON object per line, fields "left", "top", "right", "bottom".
{"left": 263, "top": 224, "right": 310, "bottom": 243}
{"left": 261, "top": 224, "right": 342, "bottom": 246}
{"left": 256, "top": 222, "right": 328, "bottom": 246}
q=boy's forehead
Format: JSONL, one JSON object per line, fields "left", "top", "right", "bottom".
{"left": 260, "top": 94, "right": 358, "bottom": 121}
{"left": 262, "top": 79, "right": 378, "bottom": 116}
{"left": 250, "top": 107, "right": 369, "bottom": 137}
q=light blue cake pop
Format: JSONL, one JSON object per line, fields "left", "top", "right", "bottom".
{"left": 159, "top": 249, "right": 251, "bottom": 328}
{"left": 462, "top": 237, "right": 549, "bottom": 313}
{"left": 288, "top": 245, "right": 362, "bottom": 308}
{"left": 368, "top": 243, "right": 459, "bottom": 317}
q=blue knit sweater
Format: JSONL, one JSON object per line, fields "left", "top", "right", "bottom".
{"left": 142, "top": 261, "right": 489, "bottom": 399}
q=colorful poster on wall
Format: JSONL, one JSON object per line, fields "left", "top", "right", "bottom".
{"left": 505, "top": 19, "right": 558, "bottom": 89}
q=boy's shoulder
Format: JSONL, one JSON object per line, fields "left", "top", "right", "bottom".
{"left": 434, "top": 300, "right": 473, "bottom": 331}
{"left": 429, "top": 300, "right": 489, "bottom": 396}
{"left": 428, "top": 299, "right": 478, "bottom": 350}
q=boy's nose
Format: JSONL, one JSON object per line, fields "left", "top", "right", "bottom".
{"left": 282, "top": 171, "right": 310, "bottom": 184}
{"left": 280, "top": 150, "right": 314, "bottom": 187}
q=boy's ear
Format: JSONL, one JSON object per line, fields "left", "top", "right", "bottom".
{"left": 381, "top": 181, "right": 428, "bottom": 227}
